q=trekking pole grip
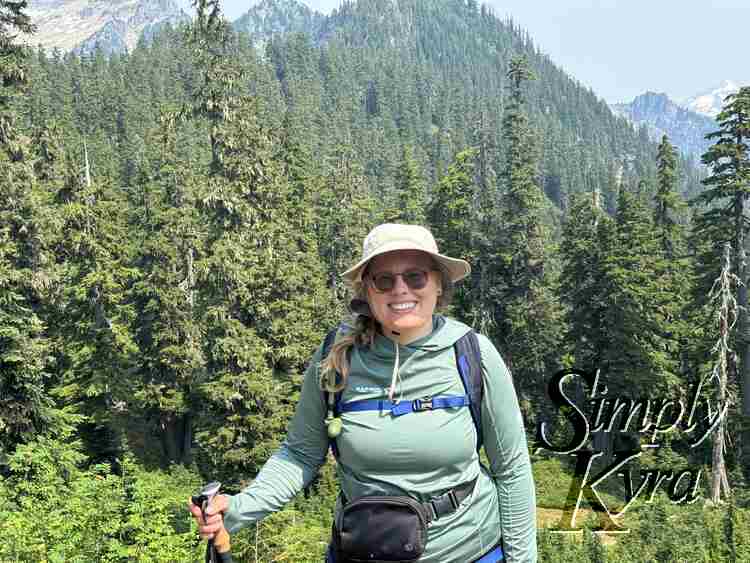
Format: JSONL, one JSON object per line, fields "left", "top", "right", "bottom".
{"left": 192, "top": 481, "right": 234, "bottom": 563}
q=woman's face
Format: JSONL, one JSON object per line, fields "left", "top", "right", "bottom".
{"left": 365, "top": 250, "right": 442, "bottom": 343}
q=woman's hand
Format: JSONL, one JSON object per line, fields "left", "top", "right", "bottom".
{"left": 189, "top": 493, "right": 230, "bottom": 540}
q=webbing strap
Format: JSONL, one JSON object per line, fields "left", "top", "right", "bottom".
{"left": 339, "top": 395, "right": 470, "bottom": 416}
{"left": 474, "top": 545, "right": 504, "bottom": 563}
{"left": 455, "top": 330, "right": 484, "bottom": 451}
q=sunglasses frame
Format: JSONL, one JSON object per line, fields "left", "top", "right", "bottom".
{"left": 366, "top": 268, "right": 434, "bottom": 293}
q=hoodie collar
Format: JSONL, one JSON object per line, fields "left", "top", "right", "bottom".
{"left": 371, "top": 315, "right": 468, "bottom": 357}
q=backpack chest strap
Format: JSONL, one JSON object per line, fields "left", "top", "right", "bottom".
{"left": 339, "top": 395, "right": 471, "bottom": 417}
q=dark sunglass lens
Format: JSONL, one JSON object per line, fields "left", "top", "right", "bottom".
{"left": 373, "top": 273, "right": 395, "bottom": 291}
{"left": 403, "top": 270, "right": 427, "bottom": 289}
{"left": 371, "top": 270, "right": 428, "bottom": 291}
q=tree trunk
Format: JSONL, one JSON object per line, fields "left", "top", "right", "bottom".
{"left": 738, "top": 178, "right": 750, "bottom": 416}
{"left": 712, "top": 243, "right": 734, "bottom": 502}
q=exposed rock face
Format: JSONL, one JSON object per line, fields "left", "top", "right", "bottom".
{"left": 24, "top": 0, "right": 189, "bottom": 55}
{"left": 611, "top": 92, "right": 716, "bottom": 160}
{"left": 233, "top": 0, "right": 325, "bottom": 42}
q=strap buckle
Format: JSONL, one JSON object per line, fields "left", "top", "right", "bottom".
{"left": 429, "top": 489, "right": 460, "bottom": 521}
{"left": 412, "top": 396, "right": 433, "bottom": 411}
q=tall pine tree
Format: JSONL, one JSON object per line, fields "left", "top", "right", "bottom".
{"left": 694, "top": 87, "right": 750, "bottom": 414}
{"left": 493, "top": 56, "right": 563, "bottom": 414}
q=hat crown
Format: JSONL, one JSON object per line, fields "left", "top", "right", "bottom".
{"left": 362, "top": 223, "right": 438, "bottom": 259}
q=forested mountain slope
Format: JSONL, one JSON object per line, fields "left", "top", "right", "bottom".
{"left": 21, "top": 0, "right": 702, "bottom": 218}
{"left": 238, "top": 0, "right": 703, "bottom": 207}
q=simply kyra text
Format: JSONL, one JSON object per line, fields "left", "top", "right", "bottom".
{"left": 535, "top": 368, "right": 727, "bottom": 533}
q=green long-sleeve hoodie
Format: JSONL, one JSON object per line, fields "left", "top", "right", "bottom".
{"left": 224, "top": 316, "right": 537, "bottom": 562}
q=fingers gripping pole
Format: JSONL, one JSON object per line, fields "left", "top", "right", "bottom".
{"left": 192, "top": 481, "right": 234, "bottom": 563}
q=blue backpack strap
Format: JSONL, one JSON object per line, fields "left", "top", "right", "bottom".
{"left": 340, "top": 395, "right": 470, "bottom": 415}
{"left": 454, "top": 330, "right": 484, "bottom": 451}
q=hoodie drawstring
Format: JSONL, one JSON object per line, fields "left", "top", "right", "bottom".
{"left": 388, "top": 340, "right": 401, "bottom": 401}
{"left": 388, "top": 339, "right": 420, "bottom": 402}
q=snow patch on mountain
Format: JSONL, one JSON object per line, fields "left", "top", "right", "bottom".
{"left": 681, "top": 80, "right": 742, "bottom": 118}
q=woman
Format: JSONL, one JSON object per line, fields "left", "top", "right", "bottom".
{"left": 191, "top": 223, "right": 537, "bottom": 562}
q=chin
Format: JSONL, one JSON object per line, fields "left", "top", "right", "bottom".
{"left": 388, "top": 316, "right": 429, "bottom": 331}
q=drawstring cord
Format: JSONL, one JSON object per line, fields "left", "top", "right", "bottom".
{"left": 388, "top": 340, "right": 401, "bottom": 401}
{"left": 387, "top": 338, "right": 419, "bottom": 402}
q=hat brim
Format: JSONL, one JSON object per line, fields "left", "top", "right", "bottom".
{"left": 341, "top": 241, "right": 471, "bottom": 285}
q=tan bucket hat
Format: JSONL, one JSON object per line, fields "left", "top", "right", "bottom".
{"left": 342, "top": 223, "right": 471, "bottom": 284}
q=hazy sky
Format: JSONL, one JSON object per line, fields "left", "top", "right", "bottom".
{"left": 177, "top": 0, "right": 749, "bottom": 104}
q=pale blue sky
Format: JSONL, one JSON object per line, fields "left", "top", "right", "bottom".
{"left": 177, "top": 0, "right": 749, "bottom": 104}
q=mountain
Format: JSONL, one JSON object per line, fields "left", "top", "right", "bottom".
{"left": 682, "top": 80, "right": 742, "bottom": 118}
{"left": 233, "top": 0, "right": 325, "bottom": 41}
{"left": 23, "top": 0, "right": 189, "bottom": 55}
{"left": 610, "top": 92, "right": 715, "bottom": 160}
{"left": 20, "top": 0, "right": 706, "bottom": 214}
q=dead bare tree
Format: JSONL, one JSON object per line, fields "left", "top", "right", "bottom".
{"left": 709, "top": 243, "right": 739, "bottom": 503}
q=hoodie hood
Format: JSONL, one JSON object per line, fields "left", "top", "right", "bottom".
{"left": 366, "top": 315, "right": 473, "bottom": 400}
{"left": 371, "top": 315, "right": 473, "bottom": 358}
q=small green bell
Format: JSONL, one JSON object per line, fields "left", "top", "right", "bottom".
{"left": 326, "top": 416, "right": 343, "bottom": 438}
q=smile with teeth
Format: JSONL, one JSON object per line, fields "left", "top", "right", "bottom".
{"left": 389, "top": 302, "right": 417, "bottom": 312}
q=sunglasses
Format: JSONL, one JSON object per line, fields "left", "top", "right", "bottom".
{"left": 367, "top": 269, "right": 432, "bottom": 292}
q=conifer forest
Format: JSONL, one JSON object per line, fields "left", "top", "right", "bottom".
{"left": 2, "top": 0, "right": 750, "bottom": 561}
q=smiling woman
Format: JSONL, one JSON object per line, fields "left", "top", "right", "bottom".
{"left": 190, "top": 223, "right": 538, "bottom": 563}
{"left": 364, "top": 250, "right": 443, "bottom": 343}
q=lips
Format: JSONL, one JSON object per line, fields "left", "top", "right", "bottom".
{"left": 389, "top": 301, "right": 417, "bottom": 312}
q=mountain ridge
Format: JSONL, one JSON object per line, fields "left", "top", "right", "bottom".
{"left": 23, "top": 0, "right": 188, "bottom": 54}
{"left": 610, "top": 91, "right": 715, "bottom": 160}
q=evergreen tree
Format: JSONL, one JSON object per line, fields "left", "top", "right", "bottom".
{"left": 694, "top": 87, "right": 750, "bottom": 414}
{"left": 386, "top": 144, "right": 426, "bottom": 224}
{"left": 178, "top": 1, "right": 334, "bottom": 478}
{"left": 128, "top": 126, "right": 205, "bottom": 465}
{"left": 560, "top": 190, "right": 612, "bottom": 369}
{"left": 655, "top": 134, "right": 685, "bottom": 258}
{"left": 427, "top": 147, "right": 479, "bottom": 321}
{"left": 492, "top": 56, "right": 563, "bottom": 412}
{"left": 601, "top": 190, "right": 681, "bottom": 395}
{"left": 0, "top": 0, "right": 68, "bottom": 456}
{"left": 313, "top": 143, "right": 377, "bottom": 307}
{"left": 0, "top": 0, "right": 34, "bottom": 148}
{"left": 41, "top": 127, "right": 138, "bottom": 463}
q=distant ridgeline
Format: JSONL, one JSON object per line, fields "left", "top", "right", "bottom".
{"left": 23, "top": 0, "right": 705, "bottom": 214}
{"left": 611, "top": 92, "right": 716, "bottom": 163}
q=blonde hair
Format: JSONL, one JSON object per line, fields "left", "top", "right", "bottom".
{"left": 319, "top": 260, "right": 454, "bottom": 392}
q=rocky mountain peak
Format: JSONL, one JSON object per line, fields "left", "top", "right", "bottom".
{"left": 233, "top": 0, "right": 325, "bottom": 41}
{"left": 24, "top": 0, "right": 188, "bottom": 55}
{"left": 610, "top": 92, "right": 716, "bottom": 160}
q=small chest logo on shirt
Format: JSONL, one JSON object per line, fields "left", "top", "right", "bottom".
{"left": 354, "top": 385, "right": 386, "bottom": 394}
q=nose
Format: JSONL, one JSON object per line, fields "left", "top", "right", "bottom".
{"left": 390, "top": 274, "right": 410, "bottom": 293}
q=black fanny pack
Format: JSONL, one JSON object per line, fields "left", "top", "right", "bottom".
{"left": 331, "top": 479, "right": 476, "bottom": 563}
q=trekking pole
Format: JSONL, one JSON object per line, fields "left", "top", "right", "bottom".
{"left": 192, "top": 481, "right": 234, "bottom": 563}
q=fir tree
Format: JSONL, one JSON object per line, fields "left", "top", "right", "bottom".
{"left": 560, "top": 191, "right": 612, "bottom": 369}
{"left": 386, "top": 144, "right": 426, "bottom": 224}
{"left": 601, "top": 190, "right": 681, "bottom": 395}
{"left": 492, "top": 55, "right": 563, "bottom": 415}
{"left": 177, "top": 0, "right": 334, "bottom": 478}
{"left": 428, "top": 147, "right": 479, "bottom": 322}
{"left": 694, "top": 87, "right": 750, "bottom": 414}
{"left": 655, "top": 134, "right": 685, "bottom": 258}
{"left": 0, "top": 0, "right": 69, "bottom": 455}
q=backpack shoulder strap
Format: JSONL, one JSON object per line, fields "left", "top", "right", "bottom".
{"left": 454, "top": 330, "right": 484, "bottom": 452}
